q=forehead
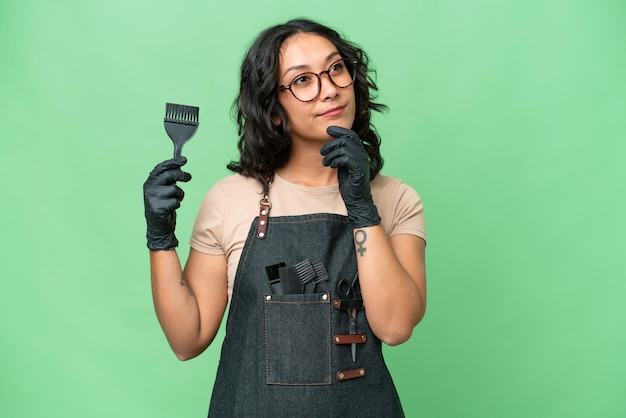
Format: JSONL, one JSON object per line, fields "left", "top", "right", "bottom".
{"left": 279, "top": 33, "right": 338, "bottom": 68}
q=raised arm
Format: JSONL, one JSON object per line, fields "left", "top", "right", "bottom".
{"left": 144, "top": 158, "right": 228, "bottom": 360}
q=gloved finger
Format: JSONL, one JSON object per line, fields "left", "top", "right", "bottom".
{"left": 322, "top": 148, "right": 352, "bottom": 169}
{"left": 322, "top": 131, "right": 365, "bottom": 155}
{"left": 322, "top": 141, "right": 367, "bottom": 168}
{"left": 148, "top": 197, "right": 183, "bottom": 215}
{"left": 149, "top": 156, "right": 188, "bottom": 176}
{"left": 322, "top": 126, "right": 361, "bottom": 155}
{"left": 145, "top": 167, "right": 192, "bottom": 189}
{"left": 326, "top": 125, "right": 357, "bottom": 140}
{"left": 172, "top": 185, "right": 186, "bottom": 201}
{"left": 145, "top": 184, "right": 186, "bottom": 201}
{"left": 156, "top": 168, "right": 192, "bottom": 184}
{"left": 320, "top": 136, "right": 348, "bottom": 156}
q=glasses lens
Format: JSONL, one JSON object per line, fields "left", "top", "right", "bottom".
{"left": 328, "top": 59, "right": 356, "bottom": 88}
{"left": 290, "top": 73, "right": 319, "bottom": 102}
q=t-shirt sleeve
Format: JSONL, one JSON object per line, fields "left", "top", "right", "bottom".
{"left": 378, "top": 180, "right": 426, "bottom": 243}
{"left": 392, "top": 183, "right": 426, "bottom": 241}
{"left": 189, "top": 183, "right": 226, "bottom": 255}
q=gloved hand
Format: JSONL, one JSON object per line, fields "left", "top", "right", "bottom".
{"left": 321, "top": 126, "right": 381, "bottom": 228}
{"left": 143, "top": 157, "right": 192, "bottom": 250}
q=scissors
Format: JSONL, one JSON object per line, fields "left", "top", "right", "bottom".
{"left": 337, "top": 272, "right": 361, "bottom": 362}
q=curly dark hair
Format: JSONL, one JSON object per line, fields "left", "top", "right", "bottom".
{"left": 227, "top": 18, "right": 388, "bottom": 194}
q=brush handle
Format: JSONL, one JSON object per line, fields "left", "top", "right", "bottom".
{"left": 173, "top": 141, "right": 185, "bottom": 159}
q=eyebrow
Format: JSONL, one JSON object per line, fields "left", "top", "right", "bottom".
{"left": 282, "top": 51, "right": 341, "bottom": 77}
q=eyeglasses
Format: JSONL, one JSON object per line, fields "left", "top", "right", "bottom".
{"left": 279, "top": 58, "right": 357, "bottom": 102}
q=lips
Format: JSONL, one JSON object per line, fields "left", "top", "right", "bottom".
{"left": 319, "top": 105, "right": 345, "bottom": 117}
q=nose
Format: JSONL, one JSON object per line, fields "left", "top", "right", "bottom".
{"left": 318, "top": 72, "right": 339, "bottom": 100}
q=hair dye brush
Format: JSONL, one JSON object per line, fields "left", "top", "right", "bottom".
{"left": 164, "top": 103, "right": 199, "bottom": 158}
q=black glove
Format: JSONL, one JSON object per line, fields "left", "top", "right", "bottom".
{"left": 143, "top": 157, "right": 192, "bottom": 250}
{"left": 321, "top": 126, "right": 381, "bottom": 228}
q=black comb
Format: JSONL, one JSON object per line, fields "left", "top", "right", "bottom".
{"left": 164, "top": 103, "right": 199, "bottom": 158}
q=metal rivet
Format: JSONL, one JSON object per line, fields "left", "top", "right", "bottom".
{"left": 359, "top": 369, "right": 365, "bottom": 376}
{"left": 260, "top": 220, "right": 266, "bottom": 225}
{"left": 261, "top": 209, "right": 268, "bottom": 215}
{"left": 361, "top": 335, "right": 367, "bottom": 342}
{"left": 322, "top": 293, "right": 328, "bottom": 301}
{"left": 265, "top": 295, "right": 272, "bottom": 301}
{"left": 258, "top": 232, "right": 265, "bottom": 238}
{"left": 335, "top": 336, "right": 341, "bottom": 343}
{"left": 338, "top": 373, "right": 344, "bottom": 379}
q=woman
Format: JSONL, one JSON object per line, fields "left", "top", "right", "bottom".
{"left": 143, "top": 18, "right": 426, "bottom": 417}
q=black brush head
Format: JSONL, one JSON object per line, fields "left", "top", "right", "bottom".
{"left": 165, "top": 103, "right": 199, "bottom": 126}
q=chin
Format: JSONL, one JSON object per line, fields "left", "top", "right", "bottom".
{"left": 323, "top": 118, "right": 355, "bottom": 132}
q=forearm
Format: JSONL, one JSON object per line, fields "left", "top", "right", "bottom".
{"left": 354, "top": 225, "right": 426, "bottom": 346}
{"left": 150, "top": 250, "right": 204, "bottom": 359}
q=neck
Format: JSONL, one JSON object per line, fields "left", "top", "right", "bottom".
{"left": 276, "top": 144, "right": 338, "bottom": 187}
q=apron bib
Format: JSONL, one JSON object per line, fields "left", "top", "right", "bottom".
{"left": 208, "top": 213, "right": 404, "bottom": 417}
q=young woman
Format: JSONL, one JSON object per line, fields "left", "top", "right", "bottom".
{"left": 143, "top": 18, "right": 426, "bottom": 417}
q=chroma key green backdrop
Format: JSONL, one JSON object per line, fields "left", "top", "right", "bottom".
{"left": 1, "top": 0, "right": 625, "bottom": 417}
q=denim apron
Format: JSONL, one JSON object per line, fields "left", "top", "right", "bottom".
{"left": 208, "top": 212, "right": 405, "bottom": 417}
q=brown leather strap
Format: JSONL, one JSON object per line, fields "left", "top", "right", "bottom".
{"left": 336, "top": 368, "right": 366, "bottom": 381}
{"left": 256, "top": 198, "right": 271, "bottom": 239}
{"left": 333, "top": 334, "right": 367, "bottom": 344}
{"left": 332, "top": 299, "right": 364, "bottom": 310}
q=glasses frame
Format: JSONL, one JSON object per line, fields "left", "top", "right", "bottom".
{"left": 279, "top": 58, "right": 358, "bottom": 103}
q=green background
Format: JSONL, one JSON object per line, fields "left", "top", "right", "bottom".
{"left": 2, "top": 0, "right": 624, "bottom": 417}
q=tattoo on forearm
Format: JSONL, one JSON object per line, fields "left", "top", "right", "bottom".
{"left": 180, "top": 273, "right": 195, "bottom": 297}
{"left": 355, "top": 229, "right": 367, "bottom": 257}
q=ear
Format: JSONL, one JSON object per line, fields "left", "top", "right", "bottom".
{"left": 271, "top": 114, "right": 282, "bottom": 126}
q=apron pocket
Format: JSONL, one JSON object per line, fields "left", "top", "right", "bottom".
{"left": 263, "top": 292, "right": 332, "bottom": 385}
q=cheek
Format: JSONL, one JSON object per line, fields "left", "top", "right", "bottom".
{"left": 282, "top": 103, "right": 310, "bottom": 127}
{"left": 278, "top": 97, "right": 300, "bottom": 123}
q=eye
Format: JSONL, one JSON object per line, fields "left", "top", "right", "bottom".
{"left": 329, "top": 61, "right": 345, "bottom": 75}
{"left": 292, "top": 73, "right": 314, "bottom": 86}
